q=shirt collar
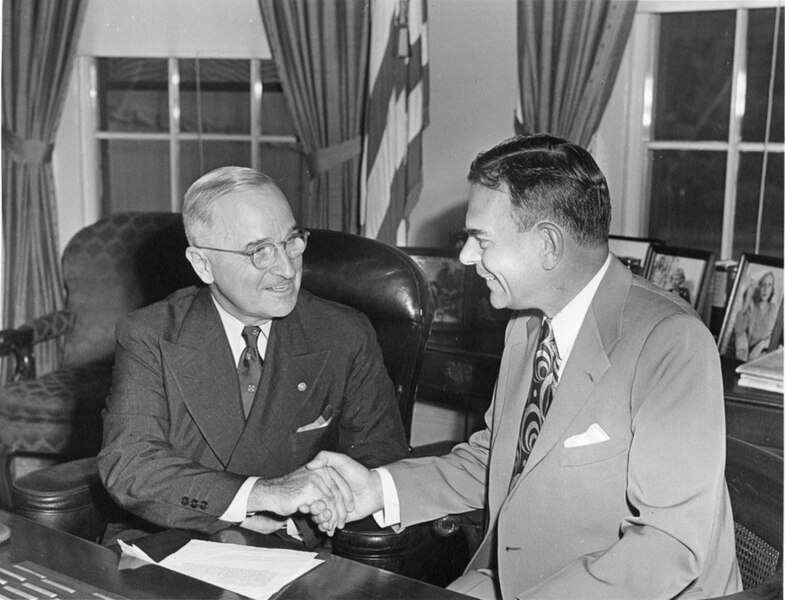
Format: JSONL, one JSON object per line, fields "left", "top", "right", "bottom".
{"left": 550, "top": 253, "right": 612, "bottom": 366}
{"left": 211, "top": 295, "right": 272, "bottom": 363}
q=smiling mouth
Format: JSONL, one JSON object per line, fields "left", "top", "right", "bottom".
{"left": 268, "top": 281, "right": 294, "bottom": 293}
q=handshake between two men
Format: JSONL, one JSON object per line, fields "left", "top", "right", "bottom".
{"left": 242, "top": 452, "right": 377, "bottom": 536}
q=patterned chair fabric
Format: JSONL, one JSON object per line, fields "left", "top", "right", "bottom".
{"left": 0, "top": 213, "right": 200, "bottom": 509}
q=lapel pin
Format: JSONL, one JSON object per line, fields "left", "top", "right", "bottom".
{"left": 297, "top": 382, "right": 307, "bottom": 392}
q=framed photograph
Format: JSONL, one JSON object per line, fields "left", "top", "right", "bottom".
{"left": 644, "top": 246, "right": 716, "bottom": 324}
{"left": 608, "top": 235, "right": 663, "bottom": 276}
{"left": 717, "top": 254, "right": 784, "bottom": 363}
{"left": 403, "top": 248, "right": 466, "bottom": 330}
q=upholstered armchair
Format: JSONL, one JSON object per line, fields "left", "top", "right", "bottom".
{"left": 0, "top": 213, "right": 200, "bottom": 509}
{"left": 10, "top": 212, "right": 474, "bottom": 585}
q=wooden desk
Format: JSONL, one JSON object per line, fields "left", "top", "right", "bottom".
{"left": 0, "top": 512, "right": 470, "bottom": 600}
{"left": 722, "top": 359, "right": 783, "bottom": 455}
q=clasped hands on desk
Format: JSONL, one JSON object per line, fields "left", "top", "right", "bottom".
{"left": 0, "top": 511, "right": 471, "bottom": 600}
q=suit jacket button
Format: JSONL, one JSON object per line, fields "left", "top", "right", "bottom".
{"left": 190, "top": 499, "right": 199, "bottom": 508}
{"left": 181, "top": 496, "right": 189, "bottom": 506}
{"left": 199, "top": 501, "right": 208, "bottom": 510}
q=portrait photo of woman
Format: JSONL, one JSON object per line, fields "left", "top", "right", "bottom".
{"left": 719, "top": 254, "right": 784, "bottom": 363}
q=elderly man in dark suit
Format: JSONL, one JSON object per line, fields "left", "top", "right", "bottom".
{"left": 98, "top": 166, "right": 407, "bottom": 545}
{"left": 309, "top": 134, "right": 741, "bottom": 598}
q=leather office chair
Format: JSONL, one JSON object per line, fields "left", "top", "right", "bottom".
{"left": 710, "top": 436, "right": 783, "bottom": 600}
{"left": 0, "top": 213, "right": 200, "bottom": 510}
{"left": 11, "top": 211, "right": 470, "bottom": 585}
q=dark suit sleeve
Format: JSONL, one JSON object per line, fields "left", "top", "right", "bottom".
{"left": 98, "top": 316, "right": 245, "bottom": 533}
{"left": 336, "top": 315, "right": 409, "bottom": 467}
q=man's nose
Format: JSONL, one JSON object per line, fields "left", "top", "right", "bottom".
{"left": 459, "top": 238, "right": 480, "bottom": 266}
{"left": 271, "top": 246, "right": 297, "bottom": 278}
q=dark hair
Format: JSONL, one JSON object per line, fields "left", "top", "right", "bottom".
{"left": 468, "top": 133, "right": 611, "bottom": 246}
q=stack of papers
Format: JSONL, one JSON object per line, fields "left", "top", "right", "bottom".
{"left": 120, "top": 539, "right": 322, "bottom": 600}
{"left": 735, "top": 347, "right": 784, "bottom": 394}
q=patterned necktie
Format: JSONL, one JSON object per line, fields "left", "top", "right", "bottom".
{"left": 238, "top": 325, "right": 263, "bottom": 418}
{"left": 510, "top": 317, "right": 560, "bottom": 488}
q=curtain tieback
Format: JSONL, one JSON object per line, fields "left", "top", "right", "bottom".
{"left": 306, "top": 136, "right": 362, "bottom": 175}
{"left": 2, "top": 128, "right": 54, "bottom": 164}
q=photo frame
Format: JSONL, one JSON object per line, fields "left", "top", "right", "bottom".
{"left": 608, "top": 235, "right": 663, "bottom": 276}
{"left": 644, "top": 246, "right": 716, "bottom": 325}
{"left": 403, "top": 248, "right": 466, "bottom": 330}
{"left": 717, "top": 253, "right": 784, "bottom": 364}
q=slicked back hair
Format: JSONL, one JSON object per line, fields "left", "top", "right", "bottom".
{"left": 468, "top": 133, "right": 611, "bottom": 247}
{"left": 182, "top": 166, "right": 280, "bottom": 245}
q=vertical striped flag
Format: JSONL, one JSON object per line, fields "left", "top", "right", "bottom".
{"left": 361, "top": 0, "right": 429, "bottom": 244}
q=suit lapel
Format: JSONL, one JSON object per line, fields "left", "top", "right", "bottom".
{"left": 514, "top": 260, "right": 630, "bottom": 484}
{"left": 160, "top": 288, "right": 246, "bottom": 467}
{"left": 229, "top": 301, "right": 330, "bottom": 471}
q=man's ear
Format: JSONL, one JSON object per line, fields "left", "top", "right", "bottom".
{"left": 537, "top": 222, "right": 563, "bottom": 270}
{"left": 185, "top": 247, "right": 215, "bottom": 285}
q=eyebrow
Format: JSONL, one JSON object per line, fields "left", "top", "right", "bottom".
{"left": 242, "top": 225, "right": 300, "bottom": 251}
{"left": 464, "top": 227, "right": 488, "bottom": 238}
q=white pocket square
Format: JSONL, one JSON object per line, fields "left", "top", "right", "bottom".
{"left": 296, "top": 405, "right": 333, "bottom": 433}
{"left": 564, "top": 423, "right": 610, "bottom": 448}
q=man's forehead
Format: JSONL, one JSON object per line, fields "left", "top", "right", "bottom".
{"left": 465, "top": 185, "right": 514, "bottom": 234}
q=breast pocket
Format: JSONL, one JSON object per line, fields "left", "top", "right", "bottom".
{"left": 560, "top": 436, "right": 627, "bottom": 467}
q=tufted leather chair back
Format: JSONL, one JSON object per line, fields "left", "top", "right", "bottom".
{"left": 60, "top": 212, "right": 433, "bottom": 439}
{"left": 61, "top": 212, "right": 199, "bottom": 370}
{"left": 302, "top": 230, "right": 433, "bottom": 440}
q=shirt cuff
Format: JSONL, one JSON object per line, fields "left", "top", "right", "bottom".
{"left": 371, "top": 467, "right": 401, "bottom": 528}
{"left": 219, "top": 476, "right": 259, "bottom": 522}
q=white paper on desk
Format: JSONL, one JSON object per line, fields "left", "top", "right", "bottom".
{"left": 119, "top": 539, "right": 322, "bottom": 600}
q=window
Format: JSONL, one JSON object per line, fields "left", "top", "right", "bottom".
{"left": 645, "top": 6, "right": 783, "bottom": 259}
{"left": 87, "top": 57, "right": 305, "bottom": 218}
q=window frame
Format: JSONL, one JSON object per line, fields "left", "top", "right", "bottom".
{"left": 77, "top": 56, "right": 299, "bottom": 218}
{"left": 636, "top": 2, "right": 784, "bottom": 260}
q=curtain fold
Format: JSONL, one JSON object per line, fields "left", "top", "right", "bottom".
{"left": 258, "top": 0, "right": 370, "bottom": 234}
{"left": 516, "top": 0, "right": 636, "bottom": 147}
{"left": 2, "top": 0, "right": 87, "bottom": 377}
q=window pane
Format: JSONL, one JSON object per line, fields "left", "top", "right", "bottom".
{"left": 743, "top": 9, "right": 784, "bottom": 143}
{"left": 178, "top": 141, "right": 252, "bottom": 208}
{"left": 734, "top": 152, "right": 784, "bottom": 258}
{"left": 259, "top": 144, "right": 306, "bottom": 222}
{"left": 180, "top": 59, "right": 250, "bottom": 134}
{"left": 101, "top": 140, "right": 170, "bottom": 213}
{"left": 98, "top": 58, "right": 169, "bottom": 133}
{"left": 259, "top": 61, "right": 297, "bottom": 136}
{"left": 654, "top": 12, "right": 734, "bottom": 141}
{"left": 648, "top": 150, "right": 726, "bottom": 253}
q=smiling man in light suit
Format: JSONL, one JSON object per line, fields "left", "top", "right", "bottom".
{"left": 98, "top": 166, "right": 407, "bottom": 547}
{"left": 309, "top": 134, "right": 742, "bottom": 599}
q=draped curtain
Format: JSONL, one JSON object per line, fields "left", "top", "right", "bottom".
{"left": 2, "top": 0, "right": 87, "bottom": 377}
{"left": 258, "top": 0, "right": 370, "bottom": 234}
{"left": 516, "top": 0, "right": 636, "bottom": 146}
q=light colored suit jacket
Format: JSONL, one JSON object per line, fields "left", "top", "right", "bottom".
{"left": 387, "top": 259, "right": 742, "bottom": 599}
{"left": 99, "top": 286, "right": 407, "bottom": 533}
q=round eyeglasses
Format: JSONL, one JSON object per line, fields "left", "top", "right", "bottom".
{"left": 194, "top": 228, "right": 310, "bottom": 270}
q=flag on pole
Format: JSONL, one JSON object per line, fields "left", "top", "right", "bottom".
{"left": 361, "top": 0, "right": 429, "bottom": 243}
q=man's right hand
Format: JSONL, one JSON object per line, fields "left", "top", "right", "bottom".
{"left": 246, "top": 465, "right": 353, "bottom": 535}
{"left": 305, "top": 451, "right": 384, "bottom": 528}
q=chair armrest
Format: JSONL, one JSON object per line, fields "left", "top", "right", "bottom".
{"left": 12, "top": 456, "right": 118, "bottom": 543}
{"left": 0, "top": 325, "right": 33, "bottom": 381}
{"left": 0, "top": 310, "right": 75, "bottom": 380}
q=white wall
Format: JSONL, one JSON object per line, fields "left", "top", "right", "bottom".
{"left": 407, "top": 0, "right": 518, "bottom": 247}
